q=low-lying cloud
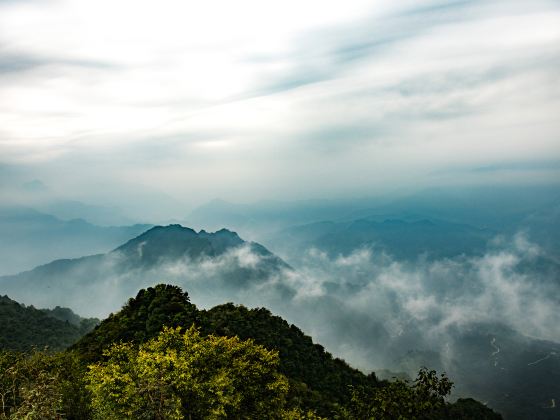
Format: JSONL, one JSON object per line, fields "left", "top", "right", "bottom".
{"left": 270, "top": 233, "right": 559, "bottom": 370}
{"left": 4, "top": 231, "right": 557, "bottom": 381}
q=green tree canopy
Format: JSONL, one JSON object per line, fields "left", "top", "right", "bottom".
{"left": 0, "top": 295, "right": 98, "bottom": 352}
{"left": 345, "top": 367, "right": 453, "bottom": 420}
{"left": 73, "top": 284, "right": 199, "bottom": 362}
{"left": 0, "top": 350, "right": 65, "bottom": 419}
{"left": 86, "top": 326, "right": 290, "bottom": 420}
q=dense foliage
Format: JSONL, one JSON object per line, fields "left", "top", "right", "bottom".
{"left": 73, "top": 285, "right": 378, "bottom": 415}
{"left": 72, "top": 284, "right": 199, "bottom": 362}
{"left": 87, "top": 326, "right": 290, "bottom": 419}
{"left": 344, "top": 368, "right": 453, "bottom": 419}
{"left": 0, "top": 295, "right": 98, "bottom": 351}
{"left": 1, "top": 285, "right": 502, "bottom": 419}
{"left": 0, "top": 350, "right": 91, "bottom": 419}
{"left": 199, "top": 303, "right": 378, "bottom": 415}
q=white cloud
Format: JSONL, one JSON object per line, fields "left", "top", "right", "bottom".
{"left": 0, "top": 0, "right": 559, "bottom": 209}
{"left": 265, "top": 233, "right": 560, "bottom": 364}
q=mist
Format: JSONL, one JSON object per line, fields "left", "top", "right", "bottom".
{"left": 3, "top": 230, "right": 557, "bottom": 371}
{"left": 276, "top": 234, "right": 560, "bottom": 369}
{"left": 1, "top": 216, "right": 558, "bottom": 416}
{"left": 1, "top": 0, "right": 559, "bottom": 417}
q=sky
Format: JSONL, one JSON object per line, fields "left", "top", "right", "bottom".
{"left": 1, "top": 0, "right": 559, "bottom": 214}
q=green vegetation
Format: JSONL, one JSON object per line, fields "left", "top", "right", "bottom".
{"left": 344, "top": 368, "right": 453, "bottom": 419}
{"left": 0, "top": 295, "right": 98, "bottom": 351}
{"left": 0, "top": 350, "right": 91, "bottom": 419}
{"left": 73, "top": 284, "right": 199, "bottom": 362}
{"left": 0, "top": 285, "right": 502, "bottom": 419}
{"left": 199, "top": 303, "right": 378, "bottom": 415}
{"left": 87, "top": 326, "right": 289, "bottom": 419}
{"left": 40, "top": 306, "right": 99, "bottom": 335}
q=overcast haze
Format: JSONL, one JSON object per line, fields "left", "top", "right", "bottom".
{"left": 1, "top": 0, "right": 559, "bottom": 217}
{"left": 1, "top": 4, "right": 559, "bottom": 416}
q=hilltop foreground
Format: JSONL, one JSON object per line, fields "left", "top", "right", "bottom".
{"left": 0, "top": 284, "right": 501, "bottom": 419}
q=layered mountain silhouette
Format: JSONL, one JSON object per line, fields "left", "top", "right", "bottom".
{"left": 1, "top": 223, "right": 558, "bottom": 419}
{"left": 0, "top": 225, "right": 292, "bottom": 317}
{"left": 187, "top": 186, "right": 560, "bottom": 241}
{"left": 266, "top": 218, "right": 496, "bottom": 263}
{"left": 0, "top": 205, "right": 151, "bottom": 275}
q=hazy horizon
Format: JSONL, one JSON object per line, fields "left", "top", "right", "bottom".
{"left": 1, "top": 3, "right": 560, "bottom": 417}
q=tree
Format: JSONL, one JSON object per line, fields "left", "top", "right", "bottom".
{"left": 344, "top": 367, "right": 453, "bottom": 419}
{"left": 0, "top": 350, "right": 64, "bottom": 419}
{"left": 86, "top": 326, "right": 290, "bottom": 419}
{"left": 73, "top": 284, "right": 199, "bottom": 363}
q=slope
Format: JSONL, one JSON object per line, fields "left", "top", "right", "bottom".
{"left": 0, "top": 205, "right": 151, "bottom": 275}
{"left": 72, "top": 284, "right": 501, "bottom": 418}
{"left": 0, "top": 225, "right": 292, "bottom": 317}
{"left": 0, "top": 295, "right": 98, "bottom": 351}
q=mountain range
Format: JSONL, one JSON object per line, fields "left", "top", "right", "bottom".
{"left": 0, "top": 224, "right": 291, "bottom": 316}
{"left": 0, "top": 205, "right": 151, "bottom": 275}
{"left": 265, "top": 218, "right": 496, "bottom": 263}
{"left": 1, "top": 284, "right": 503, "bottom": 419}
{"left": 1, "top": 223, "right": 558, "bottom": 418}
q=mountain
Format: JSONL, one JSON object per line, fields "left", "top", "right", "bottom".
{"left": 265, "top": 218, "right": 496, "bottom": 264}
{"left": 114, "top": 225, "right": 245, "bottom": 265}
{"left": 0, "top": 205, "right": 151, "bottom": 275}
{"left": 354, "top": 186, "right": 560, "bottom": 231}
{"left": 40, "top": 306, "right": 99, "bottom": 333}
{"left": 72, "top": 284, "right": 200, "bottom": 362}
{"left": 0, "top": 225, "right": 292, "bottom": 317}
{"left": 186, "top": 198, "right": 372, "bottom": 237}
{"left": 199, "top": 302, "right": 379, "bottom": 414}
{"left": 72, "top": 284, "right": 501, "bottom": 419}
{"left": 0, "top": 295, "right": 98, "bottom": 351}
{"left": 186, "top": 186, "right": 560, "bottom": 241}
{"left": 39, "top": 199, "right": 136, "bottom": 226}
{"left": 73, "top": 284, "right": 374, "bottom": 415}
{"left": 1, "top": 222, "right": 557, "bottom": 418}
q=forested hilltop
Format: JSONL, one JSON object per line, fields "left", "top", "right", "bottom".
{"left": 0, "top": 285, "right": 501, "bottom": 419}
{"left": 0, "top": 295, "right": 98, "bottom": 351}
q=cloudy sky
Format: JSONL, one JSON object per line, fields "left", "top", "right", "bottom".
{"left": 1, "top": 0, "right": 559, "bottom": 212}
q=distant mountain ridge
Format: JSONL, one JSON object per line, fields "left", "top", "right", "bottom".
{"left": 0, "top": 225, "right": 291, "bottom": 317}
{"left": 265, "top": 217, "right": 496, "bottom": 263}
{"left": 0, "top": 205, "right": 151, "bottom": 275}
{"left": 186, "top": 186, "right": 560, "bottom": 237}
{"left": 116, "top": 225, "right": 244, "bottom": 263}
{"left": 111, "top": 224, "right": 288, "bottom": 269}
